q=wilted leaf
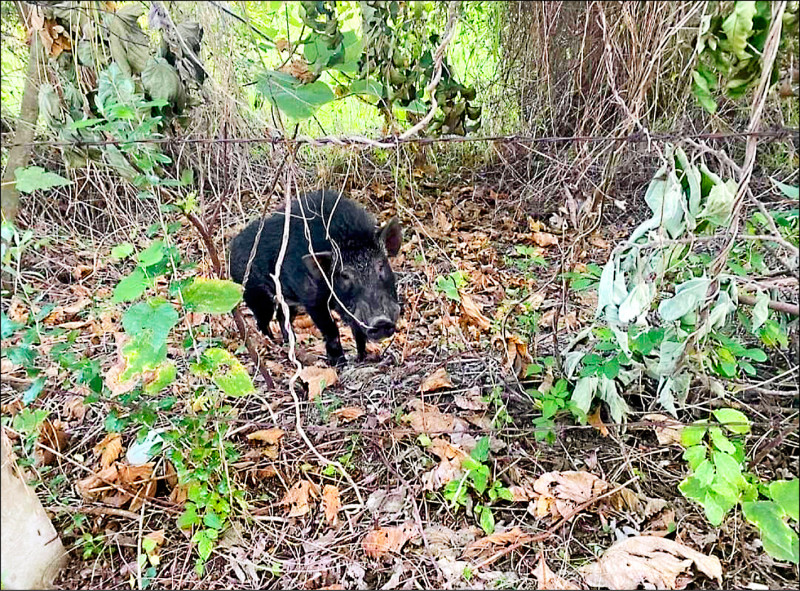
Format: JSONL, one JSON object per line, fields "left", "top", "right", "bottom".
{"left": 533, "top": 471, "right": 610, "bottom": 520}
{"left": 362, "top": 523, "right": 417, "bottom": 558}
{"left": 460, "top": 294, "right": 492, "bottom": 332}
{"left": 532, "top": 232, "right": 558, "bottom": 247}
{"left": 587, "top": 407, "right": 609, "bottom": 437}
{"left": 402, "top": 399, "right": 465, "bottom": 435}
{"left": 199, "top": 348, "right": 255, "bottom": 397}
{"left": 453, "top": 387, "right": 488, "bottom": 411}
{"left": 246, "top": 428, "right": 285, "bottom": 445}
{"left": 322, "top": 484, "right": 341, "bottom": 526}
{"left": 76, "top": 464, "right": 120, "bottom": 500}
{"left": 534, "top": 552, "right": 581, "bottom": 590}
{"left": 282, "top": 480, "right": 319, "bottom": 518}
{"left": 36, "top": 419, "right": 68, "bottom": 466}
{"left": 420, "top": 367, "right": 453, "bottom": 393}
{"left": 299, "top": 366, "right": 338, "bottom": 401}
{"left": 579, "top": 535, "right": 722, "bottom": 589}
{"left": 94, "top": 433, "right": 123, "bottom": 468}
{"left": 494, "top": 335, "right": 533, "bottom": 377}
{"left": 105, "top": 332, "right": 137, "bottom": 396}
{"left": 330, "top": 407, "right": 366, "bottom": 422}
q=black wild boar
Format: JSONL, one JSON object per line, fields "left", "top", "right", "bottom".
{"left": 229, "top": 190, "right": 403, "bottom": 366}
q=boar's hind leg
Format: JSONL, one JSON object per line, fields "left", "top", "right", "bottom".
{"left": 307, "top": 303, "right": 345, "bottom": 366}
{"left": 243, "top": 288, "right": 277, "bottom": 340}
{"left": 353, "top": 327, "right": 368, "bottom": 362}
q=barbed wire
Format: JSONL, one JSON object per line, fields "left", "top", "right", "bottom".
{"left": 3, "top": 127, "right": 798, "bottom": 151}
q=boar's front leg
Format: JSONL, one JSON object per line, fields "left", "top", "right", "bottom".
{"left": 307, "top": 303, "right": 346, "bottom": 366}
{"left": 353, "top": 327, "right": 367, "bottom": 362}
{"left": 243, "top": 287, "right": 277, "bottom": 340}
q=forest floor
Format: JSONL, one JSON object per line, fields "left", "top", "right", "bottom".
{"left": 1, "top": 172, "right": 798, "bottom": 590}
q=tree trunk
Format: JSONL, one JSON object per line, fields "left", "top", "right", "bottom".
{"left": 1, "top": 31, "right": 44, "bottom": 223}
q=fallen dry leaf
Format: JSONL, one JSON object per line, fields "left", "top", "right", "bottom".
{"left": 330, "top": 406, "right": 366, "bottom": 422}
{"left": 299, "top": 366, "right": 338, "bottom": 401}
{"left": 532, "top": 231, "right": 558, "bottom": 247}
{"left": 36, "top": 419, "right": 68, "bottom": 466}
{"left": 402, "top": 399, "right": 466, "bottom": 435}
{"left": 362, "top": 522, "right": 417, "bottom": 559}
{"left": 422, "top": 437, "right": 470, "bottom": 491}
{"left": 462, "top": 526, "right": 534, "bottom": 560}
{"left": 420, "top": 367, "right": 453, "bottom": 393}
{"left": 322, "top": 484, "right": 341, "bottom": 526}
{"left": 453, "top": 387, "right": 487, "bottom": 411}
{"left": 533, "top": 471, "right": 609, "bottom": 520}
{"left": 587, "top": 406, "right": 609, "bottom": 437}
{"left": 579, "top": 535, "right": 723, "bottom": 589}
{"left": 643, "top": 413, "right": 684, "bottom": 446}
{"left": 282, "top": 480, "right": 319, "bottom": 518}
{"left": 144, "top": 529, "right": 165, "bottom": 546}
{"left": 460, "top": 294, "right": 492, "bottom": 332}
{"left": 63, "top": 396, "right": 86, "bottom": 423}
{"left": 76, "top": 464, "right": 120, "bottom": 500}
{"left": 588, "top": 235, "right": 610, "bottom": 249}
{"left": 494, "top": 335, "right": 533, "bottom": 377}
{"left": 246, "top": 428, "right": 285, "bottom": 445}
{"left": 94, "top": 433, "right": 123, "bottom": 468}
{"left": 105, "top": 332, "right": 136, "bottom": 396}
{"left": 534, "top": 552, "right": 581, "bottom": 590}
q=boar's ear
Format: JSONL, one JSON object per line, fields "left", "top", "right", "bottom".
{"left": 378, "top": 217, "right": 403, "bottom": 257}
{"left": 302, "top": 251, "right": 332, "bottom": 280}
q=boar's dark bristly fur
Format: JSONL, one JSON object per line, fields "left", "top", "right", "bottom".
{"left": 229, "top": 189, "right": 403, "bottom": 366}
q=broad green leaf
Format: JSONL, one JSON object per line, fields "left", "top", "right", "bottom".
{"left": 142, "top": 57, "right": 186, "bottom": 112}
{"left": 203, "top": 511, "right": 224, "bottom": 530}
{"left": 137, "top": 240, "right": 165, "bottom": 267}
{"left": 770, "top": 178, "right": 800, "bottom": 199}
{"left": 470, "top": 436, "right": 490, "bottom": 462}
{"left": 571, "top": 376, "right": 598, "bottom": 415}
{"left": 698, "top": 179, "right": 737, "bottom": 226}
{"left": 742, "top": 501, "right": 800, "bottom": 564}
{"left": 22, "top": 376, "right": 46, "bottom": 406}
{"left": 121, "top": 333, "right": 168, "bottom": 379}
{"left": 111, "top": 242, "right": 135, "bottom": 260}
{"left": 709, "top": 426, "right": 736, "bottom": 454}
{"left": 769, "top": 479, "right": 799, "bottom": 521}
{"left": 123, "top": 299, "right": 179, "bottom": 345}
{"left": 712, "top": 408, "right": 751, "bottom": 434}
{"left": 597, "top": 376, "right": 628, "bottom": 423}
{"left": 349, "top": 79, "right": 385, "bottom": 98}
{"left": 658, "top": 277, "right": 711, "bottom": 322}
{"left": 199, "top": 348, "right": 254, "bottom": 397}
{"left": 112, "top": 267, "right": 149, "bottom": 303}
{"left": 721, "top": 1, "right": 757, "bottom": 59}
{"left": 643, "top": 168, "right": 685, "bottom": 238}
{"left": 751, "top": 290, "right": 770, "bottom": 332}
{"left": 692, "top": 70, "right": 718, "bottom": 113}
{"left": 694, "top": 459, "right": 716, "bottom": 487}
{"left": 256, "top": 70, "right": 334, "bottom": 119}
{"left": 143, "top": 362, "right": 176, "bottom": 395}
{"left": 108, "top": 4, "right": 150, "bottom": 76}
{"left": 14, "top": 167, "right": 72, "bottom": 194}
{"left": 712, "top": 450, "right": 746, "bottom": 489}
{"left": 177, "top": 503, "right": 201, "bottom": 529}
{"left": 182, "top": 278, "right": 243, "bottom": 314}
{"left": 742, "top": 348, "right": 767, "bottom": 362}
{"left": 192, "top": 529, "right": 215, "bottom": 561}
{"left": 683, "top": 445, "right": 707, "bottom": 470}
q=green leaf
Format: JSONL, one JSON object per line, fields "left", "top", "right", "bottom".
{"left": 698, "top": 179, "right": 737, "bottom": 226}
{"left": 123, "top": 299, "right": 179, "bottom": 345}
{"left": 721, "top": 1, "right": 758, "bottom": 59}
{"left": 22, "top": 376, "right": 46, "bottom": 406}
{"left": 742, "top": 501, "right": 799, "bottom": 563}
{"left": 751, "top": 291, "right": 770, "bottom": 332}
{"left": 712, "top": 450, "right": 746, "bottom": 490}
{"left": 182, "top": 278, "right": 243, "bottom": 314}
{"left": 694, "top": 459, "right": 716, "bottom": 487}
{"left": 198, "top": 348, "right": 255, "bottom": 397}
{"left": 470, "top": 436, "right": 490, "bottom": 462}
{"left": 203, "top": 511, "right": 224, "bottom": 530}
{"left": 770, "top": 178, "right": 800, "bottom": 199}
{"left": 142, "top": 57, "right": 186, "bottom": 112}
{"left": 111, "top": 242, "right": 135, "bottom": 260}
{"left": 477, "top": 505, "right": 495, "bottom": 535}
{"left": 571, "top": 377, "right": 598, "bottom": 415}
{"left": 192, "top": 529, "right": 215, "bottom": 561}
{"left": 692, "top": 70, "right": 718, "bottom": 113}
{"left": 709, "top": 426, "right": 736, "bottom": 454}
{"left": 712, "top": 408, "right": 751, "bottom": 434}
{"left": 683, "top": 445, "right": 707, "bottom": 470}
{"left": 658, "top": 277, "right": 711, "bottom": 322}
{"left": 177, "top": 503, "right": 201, "bottom": 529}
{"left": 742, "top": 348, "right": 767, "bottom": 362}
{"left": 14, "top": 166, "right": 72, "bottom": 194}
{"left": 112, "top": 267, "right": 149, "bottom": 303}
{"left": 769, "top": 479, "right": 799, "bottom": 521}
{"left": 143, "top": 361, "right": 176, "bottom": 395}
{"left": 349, "top": 79, "right": 385, "bottom": 98}
{"left": 137, "top": 240, "right": 165, "bottom": 267}
{"left": 255, "top": 70, "right": 335, "bottom": 119}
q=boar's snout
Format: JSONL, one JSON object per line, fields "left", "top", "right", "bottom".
{"left": 366, "top": 315, "right": 396, "bottom": 340}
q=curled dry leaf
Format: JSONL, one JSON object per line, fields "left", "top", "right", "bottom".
{"left": 453, "top": 387, "right": 487, "bottom": 411}
{"left": 36, "top": 419, "right": 69, "bottom": 466}
{"left": 462, "top": 526, "right": 534, "bottom": 560}
{"left": 643, "top": 413, "right": 684, "bottom": 446}
{"left": 76, "top": 464, "right": 120, "bottom": 500}
{"left": 322, "top": 484, "right": 341, "bottom": 526}
{"left": 299, "top": 366, "right": 338, "bottom": 401}
{"left": 94, "top": 432, "right": 123, "bottom": 468}
{"left": 282, "top": 480, "right": 319, "bottom": 518}
{"left": 532, "top": 231, "right": 558, "bottom": 247}
{"left": 579, "top": 535, "right": 723, "bottom": 589}
{"left": 420, "top": 367, "right": 453, "bottom": 393}
{"left": 460, "top": 294, "right": 492, "bottom": 332}
{"left": 246, "top": 428, "right": 285, "bottom": 445}
{"left": 493, "top": 334, "right": 533, "bottom": 377}
{"left": 330, "top": 406, "right": 366, "bottom": 422}
{"left": 533, "top": 471, "right": 610, "bottom": 520}
{"left": 422, "top": 438, "right": 470, "bottom": 491}
{"left": 534, "top": 552, "right": 581, "bottom": 590}
{"left": 362, "top": 522, "right": 417, "bottom": 559}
